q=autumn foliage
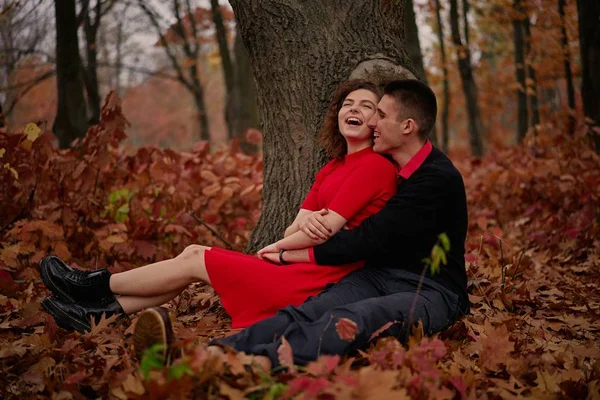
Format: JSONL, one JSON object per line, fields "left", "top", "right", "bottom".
{"left": 1, "top": 95, "right": 599, "bottom": 398}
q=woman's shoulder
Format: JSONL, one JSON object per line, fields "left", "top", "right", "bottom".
{"left": 360, "top": 152, "right": 397, "bottom": 174}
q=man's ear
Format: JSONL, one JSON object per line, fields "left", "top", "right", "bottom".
{"left": 403, "top": 118, "right": 418, "bottom": 134}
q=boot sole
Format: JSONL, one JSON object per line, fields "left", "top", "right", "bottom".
{"left": 133, "top": 307, "right": 173, "bottom": 362}
{"left": 39, "top": 258, "right": 76, "bottom": 303}
{"left": 41, "top": 298, "right": 90, "bottom": 333}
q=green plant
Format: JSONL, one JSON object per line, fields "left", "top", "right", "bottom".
{"left": 102, "top": 188, "right": 136, "bottom": 223}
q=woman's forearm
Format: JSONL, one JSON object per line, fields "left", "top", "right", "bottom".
{"left": 276, "top": 230, "right": 324, "bottom": 250}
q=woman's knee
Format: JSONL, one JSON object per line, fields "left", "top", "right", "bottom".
{"left": 178, "top": 244, "right": 210, "bottom": 260}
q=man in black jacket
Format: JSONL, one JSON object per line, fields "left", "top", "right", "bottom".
{"left": 140, "top": 79, "right": 470, "bottom": 366}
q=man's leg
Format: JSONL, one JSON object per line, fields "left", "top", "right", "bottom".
{"left": 213, "top": 268, "right": 384, "bottom": 352}
{"left": 218, "top": 274, "right": 461, "bottom": 366}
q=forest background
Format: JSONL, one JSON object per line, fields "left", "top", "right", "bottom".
{"left": 0, "top": 0, "right": 599, "bottom": 399}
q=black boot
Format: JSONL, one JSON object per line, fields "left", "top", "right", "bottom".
{"left": 41, "top": 296, "right": 124, "bottom": 333}
{"left": 39, "top": 256, "right": 113, "bottom": 303}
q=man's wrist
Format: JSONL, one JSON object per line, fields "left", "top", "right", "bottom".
{"left": 280, "top": 249, "right": 310, "bottom": 263}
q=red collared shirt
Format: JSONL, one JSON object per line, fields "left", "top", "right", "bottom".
{"left": 397, "top": 140, "right": 433, "bottom": 180}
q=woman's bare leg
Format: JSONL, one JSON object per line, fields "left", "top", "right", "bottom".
{"left": 109, "top": 245, "right": 212, "bottom": 297}
{"left": 116, "top": 290, "right": 182, "bottom": 314}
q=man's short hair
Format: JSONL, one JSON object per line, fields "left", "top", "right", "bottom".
{"left": 383, "top": 80, "right": 437, "bottom": 139}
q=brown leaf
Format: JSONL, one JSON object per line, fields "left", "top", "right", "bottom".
{"left": 478, "top": 323, "right": 514, "bottom": 372}
{"left": 277, "top": 336, "right": 296, "bottom": 373}
{"left": 336, "top": 317, "right": 359, "bottom": 342}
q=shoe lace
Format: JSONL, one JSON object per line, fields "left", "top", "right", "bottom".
{"left": 69, "top": 269, "right": 103, "bottom": 283}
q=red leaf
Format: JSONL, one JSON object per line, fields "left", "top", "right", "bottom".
{"left": 306, "top": 355, "right": 340, "bottom": 376}
{"left": 336, "top": 318, "right": 359, "bottom": 342}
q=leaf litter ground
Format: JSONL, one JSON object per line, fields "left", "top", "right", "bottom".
{"left": 1, "top": 95, "right": 599, "bottom": 398}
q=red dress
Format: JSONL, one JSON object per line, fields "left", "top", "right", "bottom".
{"left": 205, "top": 147, "right": 397, "bottom": 328}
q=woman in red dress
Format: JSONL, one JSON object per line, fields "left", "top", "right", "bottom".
{"left": 39, "top": 80, "right": 398, "bottom": 332}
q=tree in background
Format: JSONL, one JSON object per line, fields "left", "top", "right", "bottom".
{"left": 139, "top": 0, "right": 210, "bottom": 141}
{"left": 522, "top": 4, "right": 540, "bottom": 129}
{"left": 0, "top": 0, "right": 51, "bottom": 124}
{"left": 449, "top": 0, "right": 483, "bottom": 156}
{"left": 53, "top": 0, "right": 88, "bottom": 148}
{"left": 81, "top": 0, "right": 116, "bottom": 125}
{"left": 229, "top": 0, "right": 415, "bottom": 250}
{"left": 512, "top": 0, "right": 528, "bottom": 142}
{"left": 434, "top": 0, "right": 450, "bottom": 153}
{"left": 576, "top": 0, "right": 600, "bottom": 151}
{"left": 405, "top": 0, "right": 437, "bottom": 146}
{"left": 209, "top": 0, "right": 236, "bottom": 139}
{"left": 558, "top": 0, "right": 575, "bottom": 135}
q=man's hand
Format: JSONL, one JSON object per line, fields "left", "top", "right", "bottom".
{"left": 299, "top": 209, "right": 332, "bottom": 241}
{"left": 257, "top": 242, "right": 281, "bottom": 260}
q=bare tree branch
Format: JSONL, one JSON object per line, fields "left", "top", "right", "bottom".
{"left": 137, "top": 0, "right": 193, "bottom": 92}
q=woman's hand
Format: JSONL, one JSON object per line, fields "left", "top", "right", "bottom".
{"left": 299, "top": 209, "right": 332, "bottom": 241}
{"left": 260, "top": 251, "right": 281, "bottom": 264}
{"left": 257, "top": 242, "right": 281, "bottom": 259}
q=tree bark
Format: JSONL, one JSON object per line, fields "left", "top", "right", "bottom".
{"left": 435, "top": 0, "right": 450, "bottom": 153}
{"left": 559, "top": 0, "right": 575, "bottom": 135}
{"left": 53, "top": 0, "right": 89, "bottom": 149}
{"left": 512, "top": 0, "right": 528, "bottom": 142}
{"left": 522, "top": 12, "right": 540, "bottom": 128}
{"left": 229, "top": 0, "right": 414, "bottom": 251}
{"left": 449, "top": 0, "right": 483, "bottom": 156}
{"left": 209, "top": 0, "right": 237, "bottom": 139}
{"left": 576, "top": 0, "right": 600, "bottom": 151}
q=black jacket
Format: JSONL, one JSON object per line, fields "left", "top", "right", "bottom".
{"left": 313, "top": 147, "right": 470, "bottom": 312}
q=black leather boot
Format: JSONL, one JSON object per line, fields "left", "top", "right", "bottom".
{"left": 39, "top": 256, "right": 113, "bottom": 303}
{"left": 41, "top": 296, "right": 124, "bottom": 333}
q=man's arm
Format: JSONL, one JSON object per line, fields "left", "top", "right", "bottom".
{"left": 312, "top": 169, "right": 449, "bottom": 265}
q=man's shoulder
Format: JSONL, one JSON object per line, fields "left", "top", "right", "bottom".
{"left": 420, "top": 148, "right": 463, "bottom": 179}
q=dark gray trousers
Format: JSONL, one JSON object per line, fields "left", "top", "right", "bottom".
{"left": 213, "top": 267, "right": 462, "bottom": 366}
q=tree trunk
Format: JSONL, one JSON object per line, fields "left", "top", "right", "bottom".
{"left": 84, "top": 11, "right": 101, "bottom": 125}
{"left": 449, "top": 0, "right": 484, "bottom": 156}
{"left": 115, "top": 16, "right": 124, "bottom": 96}
{"left": 462, "top": 0, "right": 470, "bottom": 46}
{"left": 210, "top": 0, "right": 237, "bottom": 138}
{"left": 559, "top": 0, "right": 575, "bottom": 135}
{"left": 233, "top": 32, "right": 260, "bottom": 137}
{"left": 0, "top": 102, "right": 5, "bottom": 128}
{"left": 53, "top": 0, "right": 88, "bottom": 149}
{"left": 229, "top": 0, "right": 414, "bottom": 251}
{"left": 405, "top": 0, "right": 427, "bottom": 84}
{"left": 191, "top": 63, "right": 211, "bottom": 142}
{"left": 405, "top": 0, "right": 437, "bottom": 146}
{"left": 512, "top": 0, "right": 528, "bottom": 142}
{"left": 577, "top": 0, "right": 600, "bottom": 151}
{"left": 523, "top": 12, "right": 540, "bottom": 128}
{"left": 435, "top": 0, "right": 450, "bottom": 153}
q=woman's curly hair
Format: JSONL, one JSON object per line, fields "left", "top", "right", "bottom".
{"left": 319, "top": 79, "right": 383, "bottom": 159}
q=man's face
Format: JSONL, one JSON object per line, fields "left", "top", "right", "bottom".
{"left": 369, "top": 95, "right": 407, "bottom": 154}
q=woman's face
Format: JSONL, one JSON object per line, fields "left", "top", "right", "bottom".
{"left": 337, "top": 89, "right": 379, "bottom": 142}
